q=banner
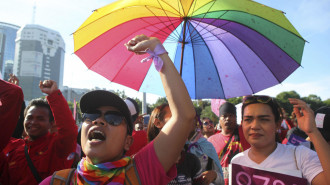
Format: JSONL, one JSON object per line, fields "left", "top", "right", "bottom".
{"left": 211, "top": 99, "right": 227, "bottom": 117}
{"left": 287, "top": 134, "right": 310, "bottom": 148}
{"left": 229, "top": 163, "right": 307, "bottom": 185}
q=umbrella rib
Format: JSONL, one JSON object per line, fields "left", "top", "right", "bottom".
{"left": 111, "top": 52, "right": 138, "bottom": 85}
{"left": 144, "top": 5, "right": 181, "bottom": 40}
{"left": 84, "top": 18, "right": 179, "bottom": 77}
{"left": 73, "top": 5, "right": 181, "bottom": 35}
{"left": 187, "top": 0, "right": 218, "bottom": 42}
{"left": 190, "top": 10, "right": 230, "bottom": 42}
{"left": 155, "top": 0, "right": 192, "bottom": 38}
{"left": 192, "top": 9, "right": 305, "bottom": 63}
{"left": 138, "top": 17, "right": 180, "bottom": 41}
{"left": 190, "top": 26, "right": 225, "bottom": 99}
{"left": 183, "top": 0, "right": 200, "bottom": 42}
{"left": 214, "top": 15, "right": 300, "bottom": 84}
{"left": 196, "top": 22, "right": 255, "bottom": 95}
{"left": 191, "top": 12, "right": 302, "bottom": 85}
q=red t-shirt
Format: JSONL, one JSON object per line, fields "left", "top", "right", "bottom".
{"left": 126, "top": 130, "right": 148, "bottom": 156}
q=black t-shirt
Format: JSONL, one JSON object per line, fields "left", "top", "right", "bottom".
{"left": 168, "top": 151, "right": 202, "bottom": 185}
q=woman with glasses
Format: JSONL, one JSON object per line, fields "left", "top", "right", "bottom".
{"left": 40, "top": 35, "right": 196, "bottom": 185}
{"left": 147, "top": 104, "right": 204, "bottom": 185}
{"left": 202, "top": 117, "right": 216, "bottom": 139}
{"left": 231, "top": 96, "right": 330, "bottom": 184}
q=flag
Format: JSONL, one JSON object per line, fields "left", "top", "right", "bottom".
{"left": 73, "top": 98, "right": 77, "bottom": 120}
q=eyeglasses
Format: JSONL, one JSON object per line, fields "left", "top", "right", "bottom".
{"left": 82, "top": 111, "right": 125, "bottom": 126}
{"left": 243, "top": 95, "right": 272, "bottom": 105}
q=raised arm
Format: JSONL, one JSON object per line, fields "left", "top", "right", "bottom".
{"left": 126, "top": 35, "right": 195, "bottom": 172}
{"left": 289, "top": 98, "right": 330, "bottom": 185}
{"left": 40, "top": 80, "right": 78, "bottom": 157}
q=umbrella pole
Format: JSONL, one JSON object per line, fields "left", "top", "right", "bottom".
{"left": 180, "top": 18, "right": 188, "bottom": 76}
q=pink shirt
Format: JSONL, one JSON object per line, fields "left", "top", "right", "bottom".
{"left": 135, "top": 141, "right": 177, "bottom": 185}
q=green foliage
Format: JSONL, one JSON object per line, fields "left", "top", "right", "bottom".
{"left": 114, "top": 90, "right": 127, "bottom": 99}
{"left": 200, "top": 106, "right": 218, "bottom": 123}
{"left": 227, "top": 97, "right": 243, "bottom": 105}
{"left": 301, "top": 94, "right": 324, "bottom": 111}
{"left": 323, "top": 99, "right": 330, "bottom": 106}
{"left": 67, "top": 100, "right": 82, "bottom": 126}
{"left": 276, "top": 91, "right": 301, "bottom": 114}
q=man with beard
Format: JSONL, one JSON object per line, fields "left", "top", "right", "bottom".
{"left": 208, "top": 102, "right": 250, "bottom": 185}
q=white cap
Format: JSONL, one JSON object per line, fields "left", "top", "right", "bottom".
{"left": 125, "top": 99, "right": 137, "bottom": 116}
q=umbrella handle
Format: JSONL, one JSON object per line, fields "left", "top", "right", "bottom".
{"left": 141, "top": 44, "right": 168, "bottom": 72}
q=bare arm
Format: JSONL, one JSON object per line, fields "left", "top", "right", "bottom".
{"left": 289, "top": 98, "right": 330, "bottom": 185}
{"left": 126, "top": 35, "right": 195, "bottom": 172}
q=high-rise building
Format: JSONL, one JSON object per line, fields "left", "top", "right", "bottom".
{"left": 0, "top": 22, "right": 20, "bottom": 80}
{"left": 13, "top": 24, "right": 65, "bottom": 101}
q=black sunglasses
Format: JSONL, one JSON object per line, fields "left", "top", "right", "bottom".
{"left": 82, "top": 111, "right": 125, "bottom": 126}
{"left": 243, "top": 95, "right": 272, "bottom": 105}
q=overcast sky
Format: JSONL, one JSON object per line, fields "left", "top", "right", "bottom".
{"left": 1, "top": 0, "right": 329, "bottom": 103}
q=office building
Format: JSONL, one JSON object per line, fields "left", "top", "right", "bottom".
{"left": 13, "top": 24, "right": 65, "bottom": 101}
{"left": 0, "top": 22, "right": 20, "bottom": 80}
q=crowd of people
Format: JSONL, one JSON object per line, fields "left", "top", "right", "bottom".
{"left": 1, "top": 35, "right": 330, "bottom": 185}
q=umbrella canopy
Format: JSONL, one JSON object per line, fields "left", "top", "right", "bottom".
{"left": 73, "top": 0, "right": 305, "bottom": 99}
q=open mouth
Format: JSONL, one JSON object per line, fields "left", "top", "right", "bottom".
{"left": 88, "top": 130, "right": 106, "bottom": 141}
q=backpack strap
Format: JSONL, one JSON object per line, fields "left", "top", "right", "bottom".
{"left": 124, "top": 159, "right": 142, "bottom": 185}
{"left": 24, "top": 145, "right": 42, "bottom": 183}
{"left": 50, "top": 168, "right": 76, "bottom": 185}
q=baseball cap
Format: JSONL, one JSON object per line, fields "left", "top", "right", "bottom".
{"left": 315, "top": 106, "right": 330, "bottom": 141}
{"left": 80, "top": 90, "right": 133, "bottom": 135}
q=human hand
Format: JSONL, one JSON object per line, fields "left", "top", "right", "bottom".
{"left": 39, "top": 80, "right": 58, "bottom": 95}
{"left": 288, "top": 98, "right": 317, "bottom": 135}
{"left": 201, "top": 170, "right": 217, "bottom": 185}
{"left": 125, "top": 34, "right": 161, "bottom": 54}
{"left": 134, "top": 114, "right": 146, "bottom": 125}
{"left": 8, "top": 74, "right": 19, "bottom": 85}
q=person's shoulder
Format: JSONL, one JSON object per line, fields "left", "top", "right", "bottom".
{"left": 231, "top": 149, "right": 248, "bottom": 164}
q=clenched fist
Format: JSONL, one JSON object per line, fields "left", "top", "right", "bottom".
{"left": 39, "top": 80, "right": 58, "bottom": 95}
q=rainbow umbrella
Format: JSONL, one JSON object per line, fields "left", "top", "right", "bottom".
{"left": 73, "top": 0, "right": 305, "bottom": 99}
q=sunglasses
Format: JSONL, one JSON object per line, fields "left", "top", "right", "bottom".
{"left": 82, "top": 111, "right": 125, "bottom": 126}
{"left": 203, "top": 121, "right": 214, "bottom": 126}
{"left": 243, "top": 95, "right": 272, "bottom": 105}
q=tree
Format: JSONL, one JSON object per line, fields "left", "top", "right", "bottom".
{"left": 323, "top": 98, "right": 330, "bottom": 106}
{"left": 149, "top": 97, "right": 168, "bottom": 112}
{"left": 114, "top": 90, "right": 127, "bottom": 99}
{"left": 227, "top": 97, "right": 243, "bottom": 105}
{"left": 200, "top": 105, "right": 218, "bottom": 123}
{"left": 67, "top": 101, "right": 82, "bottom": 126}
{"left": 301, "top": 94, "right": 324, "bottom": 111}
{"left": 276, "top": 91, "right": 301, "bottom": 114}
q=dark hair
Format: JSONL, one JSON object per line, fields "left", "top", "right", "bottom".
{"left": 242, "top": 96, "right": 283, "bottom": 143}
{"left": 242, "top": 96, "right": 283, "bottom": 123}
{"left": 24, "top": 98, "right": 54, "bottom": 122}
{"left": 147, "top": 103, "right": 169, "bottom": 142}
